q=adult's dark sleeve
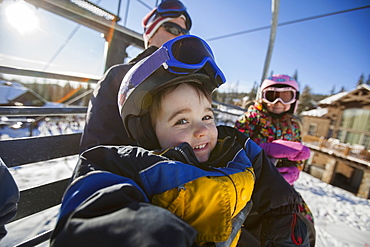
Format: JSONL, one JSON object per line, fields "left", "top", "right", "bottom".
{"left": 79, "top": 64, "right": 135, "bottom": 153}
{"left": 0, "top": 159, "right": 19, "bottom": 240}
{"left": 79, "top": 46, "right": 158, "bottom": 153}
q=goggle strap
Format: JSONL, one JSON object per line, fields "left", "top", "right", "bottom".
{"left": 131, "top": 48, "right": 169, "bottom": 86}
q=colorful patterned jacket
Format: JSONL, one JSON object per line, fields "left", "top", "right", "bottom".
{"left": 235, "top": 102, "right": 304, "bottom": 169}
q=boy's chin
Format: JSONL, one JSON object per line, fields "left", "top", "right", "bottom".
{"left": 196, "top": 155, "right": 209, "bottom": 163}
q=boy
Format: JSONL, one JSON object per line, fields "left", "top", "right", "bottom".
{"left": 51, "top": 35, "right": 308, "bottom": 247}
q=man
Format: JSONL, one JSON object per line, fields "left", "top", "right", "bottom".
{"left": 79, "top": 0, "right": 191, "bottom": 152}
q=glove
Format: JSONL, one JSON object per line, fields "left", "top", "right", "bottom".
{"left": 259, "top": 140, "right": 310, "bottom": 161}
{"left": 277, "top": 166, "right": 300, "bottom": 185}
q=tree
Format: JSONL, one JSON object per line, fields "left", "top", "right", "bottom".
{"left": 297, "top": 85, "right": 315, "bottom": 114}
{"left": 357, "top": 73, "right": 364, "bottom": 86}
{"left": 329, "top": 85, "right": 336, "bottom": 95}
{"left": 366, "top": 74, "right": 370, "bottom": 85}
{"left": 293, "top": 70, "right": 298, "bottom": 81}
{"left": 247, "top": 81, "right": 258, "bottom": 101}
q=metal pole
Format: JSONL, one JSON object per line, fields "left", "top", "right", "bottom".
{"left": 261, "top": 0, "right": 280, "bottom": 82}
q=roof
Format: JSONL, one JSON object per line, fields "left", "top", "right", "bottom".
{"left": 318, "top": 84, "right": 370, "bottom": 105}
{"left": 301, "top": 84, "right": 370, "bottom": 116}
{"left": 318, "top": 91, "right": 348, "bottom": 105}
{"left": 0, "top": 81, "right": 29, "bottom": 104}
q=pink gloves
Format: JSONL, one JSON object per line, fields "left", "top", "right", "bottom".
{"left": 259, "top": 140, "right": 310, "bottom": 185}
{"left": 259, "top": 140, "right": 310, "bottom": 161}
{"left": 276, "top": 166, "right": 300, "bottom": 185}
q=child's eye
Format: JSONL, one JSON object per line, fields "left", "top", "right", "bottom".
{"left": 175, "top": 119, "right": 188, "bottom": 125}
{"left": 203, "top": 115, "right": 214, "bottom": 121}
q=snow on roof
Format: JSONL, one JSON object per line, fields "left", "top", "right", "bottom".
{"left": 0, "top": 81, "right": 28, "bottom": 104}
{"left": 301, "top": 107, "right": 328, "bottom": 117}
{"left": 358, "top": 83, "right": 370, "bottom": 91}
{"left": 318, "top": 91, "right": 348, "bottom": 105}
{"left": 318, "top": 84, "right": 370, "bottom": 105}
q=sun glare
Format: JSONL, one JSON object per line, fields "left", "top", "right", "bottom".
{"left": 5, "top": 1, "right": 39, "bottom": 34}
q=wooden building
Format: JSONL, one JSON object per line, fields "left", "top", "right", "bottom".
{"left": 301, "top": 84, "right": 370, "bottom": 198}
{"left": 301, "top": 84, "right": 370, "bottom": 149}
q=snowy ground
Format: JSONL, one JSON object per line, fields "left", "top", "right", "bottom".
{"left": 1, "top": 119, "right": 370, "bottom": 246}
{"left": 295, "top": 172, "right": 370, "bottom": 246}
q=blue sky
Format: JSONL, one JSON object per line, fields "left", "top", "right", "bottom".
{"left": 0, "top": 0, "right": 369, "bottom": 94}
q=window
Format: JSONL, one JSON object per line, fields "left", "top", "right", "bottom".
{"left": 341, "top": 109, "right": 370, "bottom": 131}
{"left": 340, "top": 109, "right": 370, "bottom": 148}
{"left": 308, "top": 123, "right": 317, "bottom": 135}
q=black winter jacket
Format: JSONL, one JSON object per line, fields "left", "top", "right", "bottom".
{"left": 51, "top": 126, "right": 309, "bottom": 247}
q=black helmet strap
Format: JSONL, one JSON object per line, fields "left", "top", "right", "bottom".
{"left": 127, "top": 113, "right": 160, "bottom": 150}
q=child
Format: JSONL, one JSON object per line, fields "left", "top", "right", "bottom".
{"left": 50, "top": 36, "right": 309, "bottom": 247}
{"left": 235, "top": 74, "right": 315, "bottom": 246}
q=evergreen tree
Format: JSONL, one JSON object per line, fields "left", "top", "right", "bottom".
{"left": 83, "top": 83, "right": 92, "bottom": 106}
{"left": 357, "top": 73, "right": 364, "bottom": 86}
{"left": 339, "top": 86, "right": 346, "bottom": 93}
{"left": 248, "top": 81, "right": 258, "bottom": 101}
{"left": 293, "top": 70, "right": 298, "bottom": 81}
{"left": 366, "top": 74, "right": 370, "bottom": 85}
{"left": 329, "top": 85, "right": 336, "bottom": 95}
{"left": 297, "top": 85, "right": 315, "bottom": 114}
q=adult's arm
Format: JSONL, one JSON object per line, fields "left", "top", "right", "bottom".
{"left": 0, "top": 159, "right": 19, "bottom": 240}
{"left": 79, "top": 64, "right": 134, "bottom": 152}
{"left": 79, "top": 47, "right": 158, "bottom": 152}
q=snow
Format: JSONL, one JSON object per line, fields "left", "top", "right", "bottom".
{"left": 318, "top": 92, "right": 348, "bottom": 105}
{"left": 295, "top": 172, "right": 370, "bottom": 246}
{"left": 1, "top": 120, "right": 370, "bottom": 247}
{"left": 301, "top": 107, "right": 328, "bottom": 117}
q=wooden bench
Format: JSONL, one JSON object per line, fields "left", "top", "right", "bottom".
{"left": 1, "top": 107, "right": 86, "bottom": 247}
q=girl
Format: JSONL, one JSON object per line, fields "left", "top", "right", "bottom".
{"left": 235, "top": 74, "right": 315, "bottom": 246}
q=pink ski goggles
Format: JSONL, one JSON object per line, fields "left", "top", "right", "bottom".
{"left": 262, "top": 87, "right": 297, "bottom": 105}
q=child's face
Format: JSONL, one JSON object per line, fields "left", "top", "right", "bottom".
{"left": 154, "top": 83, "right": 218, "bottom": 163}
{"left": 266, "top": 101, "right": 291, "bottom": 114}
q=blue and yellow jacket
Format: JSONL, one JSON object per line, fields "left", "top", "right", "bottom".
{"left": 50, "top": 126, "right": 308, "bottom": 247}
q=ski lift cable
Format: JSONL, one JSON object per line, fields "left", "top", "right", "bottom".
{"left": 135, "top": 0, "right": 152, "bottom": 10}
{"left": 206, "top": 5, "right": 370, "bottom": 42}
{"left": 43, "top": 0, "right": 104, "bottom": 72}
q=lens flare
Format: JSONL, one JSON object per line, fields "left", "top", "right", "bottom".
{"left": 5, "top": 1, "right": 39, "bottom": 35}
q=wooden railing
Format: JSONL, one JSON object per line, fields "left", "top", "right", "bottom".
{"left": 302, "top": 135, "right": 370, "bottom": 165}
